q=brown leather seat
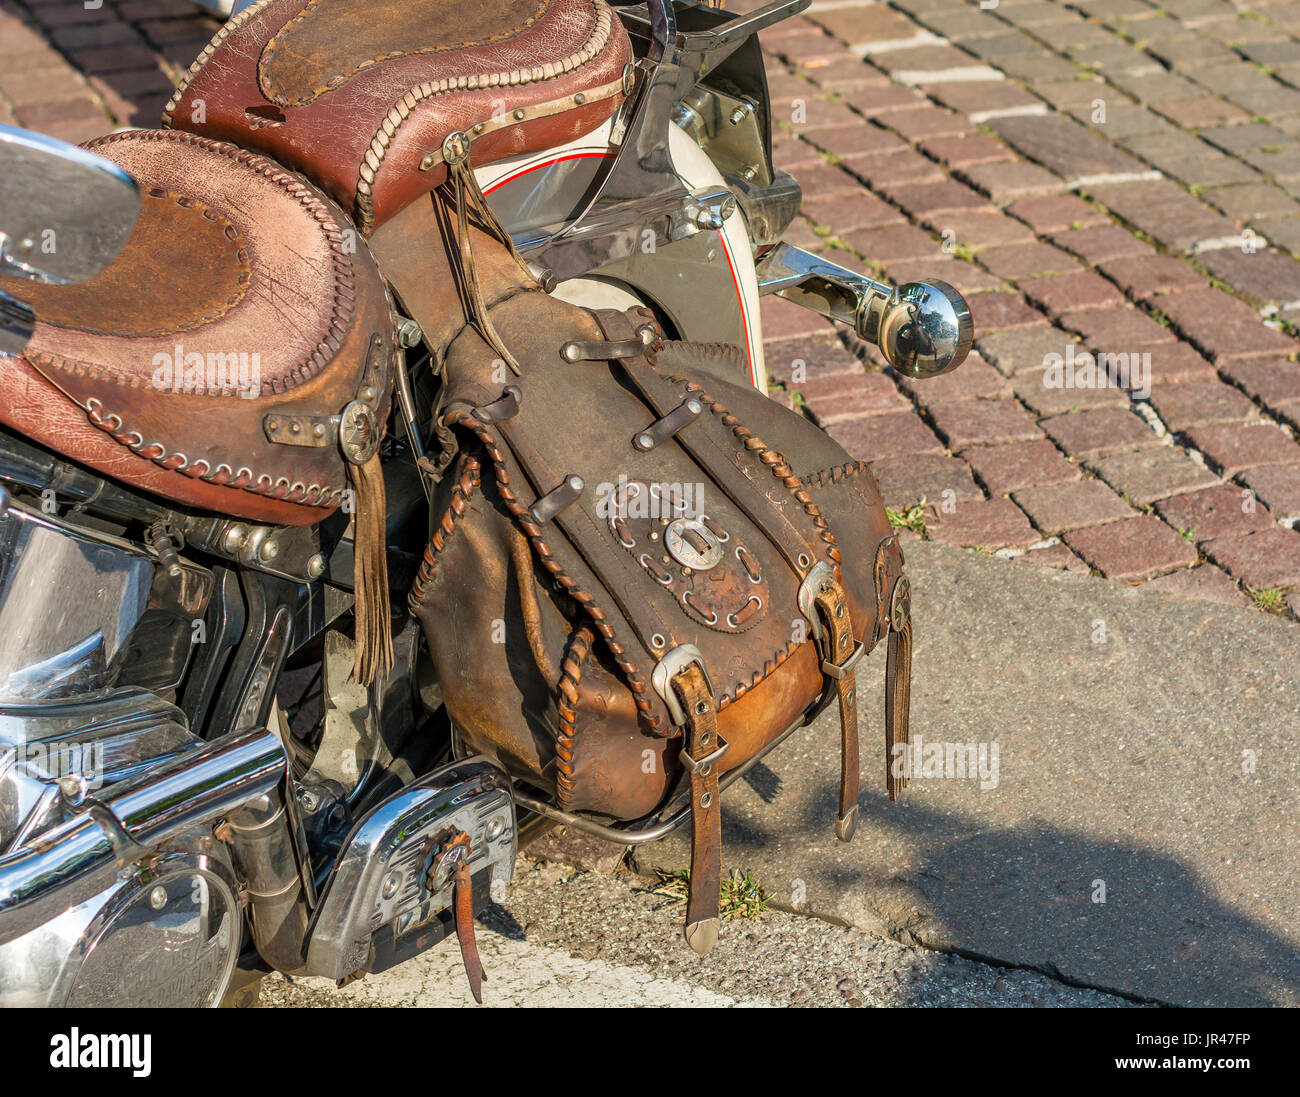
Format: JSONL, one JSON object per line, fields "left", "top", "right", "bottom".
{"left": 163, "top": 0, "right": 632, "bottom": 236}
{"left": 0, "top": 128, "right": 394, "bottom": 527}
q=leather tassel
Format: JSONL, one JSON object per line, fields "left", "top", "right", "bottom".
{"left": 441, "top": 155, "right": 524, "bottom": 375}
{"left": 348, "top": 449, "right": 394, "bottom": 685}
{"left": 884, "top": 614, "right": 912, "bottom": 802}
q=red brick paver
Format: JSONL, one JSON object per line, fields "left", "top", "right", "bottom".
{"left": 8, "top": 0, "right": 1300, "bottom": 618}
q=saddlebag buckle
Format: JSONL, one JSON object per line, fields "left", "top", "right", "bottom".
{"left": 821, "top": 641, "right": 865, "bottom": 680}
{"left": 679, "top": 734, "right": 730, "bottom": 775}
{"left": 651, "top": 642, "right": 716, "bottom": 728}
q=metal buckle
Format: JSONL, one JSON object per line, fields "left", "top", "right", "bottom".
{"left": 680, "top": 734, "right": 729, "bottom": 775}
{"left": 651, "top": 643, "right": 715, "bottom": 727}
{"left": 821, "top": 641, "right": 865, "bottom": 681}
{"left": 796, "top": 560, "right": 835, "bottom": 645}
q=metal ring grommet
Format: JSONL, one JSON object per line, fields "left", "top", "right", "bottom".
{"left": 682, "top": 591, "right": 718, "bottom": 625}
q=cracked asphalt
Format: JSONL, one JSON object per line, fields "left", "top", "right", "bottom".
{"left": 261, "top": 859, "right": 1134, "bottom": 1007}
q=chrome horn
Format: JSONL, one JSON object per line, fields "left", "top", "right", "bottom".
{"left": 756, "top": 243, "right": 973, "bottom": 378}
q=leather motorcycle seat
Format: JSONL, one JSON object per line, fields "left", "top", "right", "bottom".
{"left": 0, "top": 128, "right": 394, "bottom": 527}
{"left": 163, "top": 0, "right": 633, "bottom": 236}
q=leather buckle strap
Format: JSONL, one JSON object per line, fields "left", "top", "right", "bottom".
{"left": 526, "top": 473, "right": 584, "bottom": 525}
{"left": 425, "top": 828, "right": 486, "bottom": 1004}
{"left": 471, "top": 384, "right": 522, "bottom": 422}
{"left": 885, "top": 576, "right": 913, "bottom": 803}
{"left": 651, "top": 643, "right": 715, "bottom": 728}
{"left": 633, "top": 396, "right": 704, "bottom": 452}
{"left": 679, "top": 734, "right": 729, "bottom": 774}
{"left": 821, "top": 641, "right": 865, "bottom": 680}
{"left": 560, "top": 328, "right": 655, "bottom": 363}
{"left": 801, "top": 564, "right": 863, "bottom": 843}
{"left": 669, "top": 659, "right": 723, "bottom": 957}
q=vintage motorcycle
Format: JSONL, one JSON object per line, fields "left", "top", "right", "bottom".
{"left": 0, "top": 0, "right": 970, "bottom": 1006}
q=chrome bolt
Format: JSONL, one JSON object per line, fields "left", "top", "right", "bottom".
{"left": 148, "top": 885, "right": 168, "bottom": 911}
{"left": 307, "top": 553, "right": 326, "bottom": 579}
{"left": 397, "top": 318, "right": 423, "bottom": 348}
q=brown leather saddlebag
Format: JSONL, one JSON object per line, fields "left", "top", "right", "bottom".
{"left": 377, "top": 199, "right": 913, "bottom": 954}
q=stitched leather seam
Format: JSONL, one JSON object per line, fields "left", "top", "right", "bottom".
{"left": 78, "top": 130, "right": 358, "bottom": 397}
{"left": 803, "top": 460, "right": 872, "bottom": 491}
{"left": 28, "top": 188, "right": 250, "bottom": 342}
{"left": 258, "top": 0, "right": 554, "bottom": 107}
{"left": 79, "top": 395, "right": 345, "bottom": 508}
{"left": 664, "top": 373, "right": 845, "bottom": 574}
{"left": 554, "top": 624, "right": 592, "bottom": 806}
{"left": 162, "top": 0, "right": 281, "bottom": 126}
{"left": 408, "top": 457, "right": 481, "bottom": 612}
{"left": 718, "top": 636, "right": 804, "bottom": 711}
{"left": 444, "top": 407, "right": 664, "bottom": 733}
{"left": 353, "top": 0, "right": 613, "bottom": 235}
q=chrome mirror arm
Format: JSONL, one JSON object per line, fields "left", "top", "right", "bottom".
{"left": 757, "top": 243, "right": 974, "bottom": 378}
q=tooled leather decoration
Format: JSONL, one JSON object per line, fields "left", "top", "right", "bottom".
{"left": 257, "top": 0, "right": 555, "bottom": 107}
{"left": 5, "top": 128, "right": 392, "bottom": 518}
{"left": 49, "top": 131, "right": 362, "bottom": 400}
{"left": 163, "top": 0, "right": 627, "bottom": 238}
{"left": 17, "top": 188, "right": 251, "bottom": 341}
{"left": 663, "top": 373, "right": 846, "bottom": 579}
{"left": 604, "top": 480, "right": 771, "bottom": 635}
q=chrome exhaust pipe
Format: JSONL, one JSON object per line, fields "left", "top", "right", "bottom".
{"left": 756, "top": 242, "right": 973, "bottom": 379}
{"left": 0, "top": 727, "right": 287, "bottom": 946}
{"left": 226, "top": 789, "right": 312, "bottom": 975}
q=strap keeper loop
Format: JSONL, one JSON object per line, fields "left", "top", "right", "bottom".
{"left": 821, "top": 641, "right": 865, "bottom": 680}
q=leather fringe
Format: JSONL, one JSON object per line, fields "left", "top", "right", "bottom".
{"left": 436, "top": 155, "right": 526, "bottom": 375}
{"left": 348, "top": 450, "right": 394, "bottom": 685}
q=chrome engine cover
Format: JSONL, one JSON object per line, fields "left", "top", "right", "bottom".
{"left": 0, "top": 841, "right": 240, "bottom": 1007}
{"left": 305, "top": 757, "right": 516, "bottom": 981}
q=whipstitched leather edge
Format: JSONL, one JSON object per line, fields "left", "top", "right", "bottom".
{"left": 28, "top": 188, "right": 251, "bottom": 343}
{"left": 22, "top": 129, "right": 368, "bottom": 509}
{"left": 554, "top": 624, "right": 592, "bottom": 806}
{"left": 77, "top": 394, "right": 345, "bottom": 508}
{"left": 74, "top": 130, "right": 359, "bottom": 398}
{"left": 442, "top": 407, "right": 664, "bottom": 733}
{"left": 258, "top": 0, "right": 554, "bottom": 108}
{"left": 408, "top": 456, "right": 482, "bottom": 613}
{"left": 802, "top": 460, "right": 874, "bottom": 492}
{"left": 663, "top": 372, "right": 845, "bottom": 576}
{"left": 162, "top": 0, "right": 281, "bottom": 127}
{"left": 353, "top": 0, "right": 615, "bottom": 234}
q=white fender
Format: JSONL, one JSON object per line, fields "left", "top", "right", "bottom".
{"left": 476, "top": 119, "right": 767, "bottom": 391}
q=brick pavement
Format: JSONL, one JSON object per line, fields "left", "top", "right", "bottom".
{"left": 754, "top": 0, "right": 1300, "bottom": 618}
{"left": 3, "top": 0, "right": 1300, "bottom": 617}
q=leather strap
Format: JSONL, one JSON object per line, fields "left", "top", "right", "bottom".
{"left": 811, "top": 574, "right": 865, "bottom": 841}
{"left": 885, "top": 577, "right": 913, "bottom": 802}
{"left": 670, "top": 661, "right": 724, "bottom": 955}
{"left": 591, "top": 309, "right": 826, "bottom": 581}
{"left": 430, "top": 828, "right": 487, "bottom": 1004}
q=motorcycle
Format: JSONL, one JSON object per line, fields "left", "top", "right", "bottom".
{"left": 0, "top": 0, "right": 970, "bottom": 1007}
